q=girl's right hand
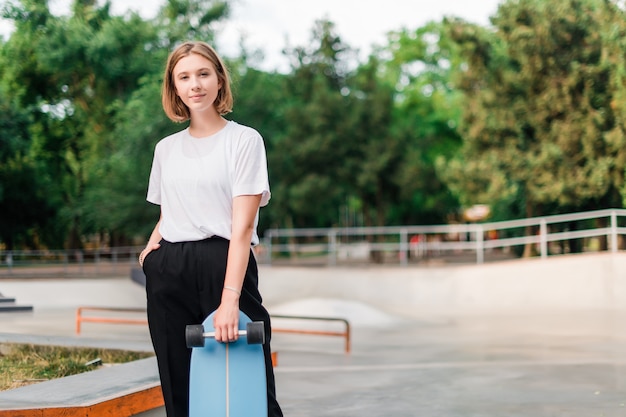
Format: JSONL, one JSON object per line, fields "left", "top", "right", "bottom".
{"left": 139, "top": 242, "right": 161, "bottom": 267}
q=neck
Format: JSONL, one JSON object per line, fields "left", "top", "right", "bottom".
{"left": 188, "top": 110, "right": 227, "bottom": 138}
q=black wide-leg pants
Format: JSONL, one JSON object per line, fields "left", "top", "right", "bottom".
{"left": 142, "top": 237, "right": 282, "bottom": 417}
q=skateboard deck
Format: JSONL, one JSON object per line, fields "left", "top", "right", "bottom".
{"left": 188, "top": 310, "right": 268, "bottom": 417}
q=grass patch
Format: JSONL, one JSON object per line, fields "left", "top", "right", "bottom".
{"left": 0, "top": 343, "right": 154, "bottom": 391}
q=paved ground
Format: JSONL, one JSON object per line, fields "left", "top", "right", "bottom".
{"left": 273, "top": 311, "right": 626, "bottom": 417}
{"left": 1, "top": 278, "right": 626, "bottom": 416}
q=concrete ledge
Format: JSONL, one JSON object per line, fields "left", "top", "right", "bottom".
{"left": 0, "top": 294, "right": 33, "bottom": 313}
{"left": 130, "top": 268, "right": 146, "bottom": 287}
{"left": 259, "top": 252, "right": 626, "bottom": 317}
{"left": 0, "top": 357, "right": 163, "bottom": 417}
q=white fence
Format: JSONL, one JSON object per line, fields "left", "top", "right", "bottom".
{"left": 0, "top": 246, "right": 141, "bottom": 278}
{"left": 2, "top": 208, "right": 626, "bottom": 276}
{"left": 262, "top": 208, "right": 626, "bottom": 266}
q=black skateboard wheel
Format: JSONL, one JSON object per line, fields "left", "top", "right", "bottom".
{"left": 246, "top": 321, "right": 265, "bottom": 345}
{"left": 186, "top": 324, "right": 205, "bottom": 348}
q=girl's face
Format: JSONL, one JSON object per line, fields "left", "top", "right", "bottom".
{"left": 172, "top": 53, "right": 222, "bottom": 116}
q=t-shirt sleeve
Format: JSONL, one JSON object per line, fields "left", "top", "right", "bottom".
{"left": 233, "top": 131, "right": 271, "bottom": 207}
{"left": 146, "top": 144, "right": 162, "bottom": 205}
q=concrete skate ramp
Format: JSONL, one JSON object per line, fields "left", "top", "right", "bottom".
{"left": 260, "top": 252, "right": 626, "bottom": 318}
{"left": 270, "top": 297, "right": 400, "bottom": 328}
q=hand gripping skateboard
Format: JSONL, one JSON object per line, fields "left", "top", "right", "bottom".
{"left": 186, "top": 310, "right": 268, "bottom": 417}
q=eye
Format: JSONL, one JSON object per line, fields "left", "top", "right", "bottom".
{"left": 200, "top": 72, "right": 209, "bottom": 77}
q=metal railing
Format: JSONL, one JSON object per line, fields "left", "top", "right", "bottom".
{"left": 271, "top": 314, "right": 351, "bottom": 353}
{"left": 262, "top": 208, "right": 626, "bottom": 266}
{"left": 75, "top": 306, "right": 351, "bottom": 354}
{"left": 75, "top": 306, "right": 149, "bottom": 334}
{"left": 0, "top": 246, "right": 142, "bottom": 278}
{"left": 2, "top": 209, "right": 626, "bottom": 275}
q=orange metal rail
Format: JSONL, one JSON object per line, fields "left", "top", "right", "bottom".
{"left": 75, "top": 306, "right": 148, "bottom": 335}
{"left": 75, "top": 307, "right": 351, "bottom": 353}
{"left": 271, "top": 314, "right": 351, "bottom": 354}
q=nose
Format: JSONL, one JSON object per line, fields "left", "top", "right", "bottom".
{"left": 191, "top": 75, "right": 201, "bottom": 90}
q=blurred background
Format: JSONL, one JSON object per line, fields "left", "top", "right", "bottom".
{"left": 2, "top": 0, "right": 626, "bottom": 270}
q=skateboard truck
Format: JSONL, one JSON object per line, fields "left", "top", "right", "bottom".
{"left": 186, "top": 321, "right": 266, "bottom": 348}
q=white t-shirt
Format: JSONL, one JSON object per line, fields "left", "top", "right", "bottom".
{"left": 146, "top": 121, "right": 271, "bottom": 245}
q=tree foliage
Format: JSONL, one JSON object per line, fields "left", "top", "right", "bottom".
{"left": 441, "top": 0, "right": 626, "bottom": 219}
{"left": 3, "top": 0, "right": 626, "bottom": 251}
{"left": 379, "top": 22, "right": 464, "bottom": 224}
{"left": 0, "top": 0, "right": 229, "bottom": 248}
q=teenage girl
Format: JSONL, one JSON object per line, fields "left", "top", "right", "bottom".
{"left": 139, "top": 40, "right": 283, "bottom": 417}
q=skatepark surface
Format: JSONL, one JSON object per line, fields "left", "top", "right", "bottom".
{"left": 2, "top": 254, "right": 626, "bottom": 416}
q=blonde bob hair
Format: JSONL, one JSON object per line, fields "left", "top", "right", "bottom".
{"left": 162, "top": 41, "right": 233, "bottom": 122}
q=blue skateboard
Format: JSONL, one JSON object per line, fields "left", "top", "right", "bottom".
{"left": 186, "top": 311, "right": 268, "bottom": 417}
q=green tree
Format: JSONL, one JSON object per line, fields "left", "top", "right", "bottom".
{"left": 83, "top": 0, "right": 232, "bottom": 244}
{"left": 0, "top": 0, "right": 64, "bottom": 249}
{"left": 601, "top": 2, "right": 626, "bottom": 208}
{"left": 376, "top": 22, "right": 464, "bottom": 225}
{"left": 346, "top": 56, "right": 399, "bottom": 228}
{"left": 35, "top": 2, "right": 161, "bottom": 247}
{"left": 81, "top": 70, "right": 172, "bottom": 244}
{"left": 277, "top": 19, "right": 358, "bottom": 228}
{"left": 1, "top": 0, "right": 231, "bottom": 248}
{"left": 156, "top": 0, "right": 229, "bottom": 47}
{"left": 441, "top": 0, "right": 625, "bottom": 225}
{"left": 228, "top": 55, "right": 290, "bottom": 233}
{"left": 0, "top": 90, "right": 54, "bottom": 249}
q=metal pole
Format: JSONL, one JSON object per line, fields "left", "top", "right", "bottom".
{"left": 328, "top": 230, "right": 337, "bottom": 266}
{"left": 611, "top": 210, "right": 618, "bottom": 253}
{"left": 6, "top": 251, "right": 13, "bottom": 274}
{"left": 399, "top": 229, "right": 408, "bottom": 266}
{"left": 540, "top": 219, "right": 548, "bottom": 259}
{"left": 265, "top": 233, "right": 273, "bottom": 265}
{"left": 475, "top": 225, "right": 484, "bottom": 264}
